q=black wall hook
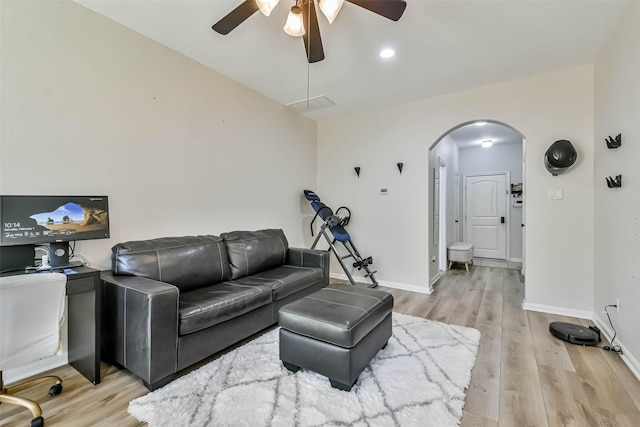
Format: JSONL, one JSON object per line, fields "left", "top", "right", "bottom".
{"left": 606, "top": 174, "right": 622, "bottom": 188}
{"left": 605, "top": 134, "right": 622, "bottom": 149}
{"left": 354, "top": 167, "right": 361, "bottom": 177}
{"left": 397, "top": 162, "right": 404, "bottom": 174}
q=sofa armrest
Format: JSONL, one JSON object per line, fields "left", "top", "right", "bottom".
{"left": 286, "top": 248, "right": 330, "bottom": 285}
{"left": 101, "top": 272, "right": 179, "bottom": 389}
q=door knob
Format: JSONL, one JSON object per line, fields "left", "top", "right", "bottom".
{"left": 501, "top": 216, "right": 505, "bottom": 224}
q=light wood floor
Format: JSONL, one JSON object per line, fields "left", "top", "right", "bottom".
{"left": 2, "top": 266, "right": 640, "bottom": 426}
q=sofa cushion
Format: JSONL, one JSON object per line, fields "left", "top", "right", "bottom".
{"left": 251, "top": 265, "right": 324, "bottom": 300}
{"left": 111, "top": 235, "right": 231, "bottom": 293}
{"left": 178, "top": 283, "right": 272, "bottom": 335}
{"left": 222, "top": 229, "right": 288, "bottom": 279}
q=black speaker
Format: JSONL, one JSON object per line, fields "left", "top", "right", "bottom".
{"left": 49, "top": 242, "right": 70, "bottom": 267}
{"left": 0, "top": 245, "right": 36, "bottom": 272}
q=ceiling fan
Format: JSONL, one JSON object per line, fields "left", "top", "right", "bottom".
{"left": 212, "top": 0, "right": 407, "bottom": 63}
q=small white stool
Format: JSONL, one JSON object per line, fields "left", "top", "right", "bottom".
{"left": 448, "top": 242, "right": 474, "bottom": 272}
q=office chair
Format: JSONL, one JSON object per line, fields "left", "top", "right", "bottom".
{"left": 0, "top": 272, "right": 67, "bottom": 427}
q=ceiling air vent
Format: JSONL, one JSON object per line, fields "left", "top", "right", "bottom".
{"left": 286, "top": 95, "right": 336, "bottom": 112}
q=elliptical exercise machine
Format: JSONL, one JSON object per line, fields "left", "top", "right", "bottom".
{"left": 303, "top": 190, "right": 378, "bottom": 288}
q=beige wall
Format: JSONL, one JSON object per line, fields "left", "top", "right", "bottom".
{"left": 594, "top": 1, "right": 640, "bottom": 376}
{"left": 318, "top": 65, "right": 595, "bottom": 313}
{"left": 0, "top": 1, "right": 317, "bottom": 269}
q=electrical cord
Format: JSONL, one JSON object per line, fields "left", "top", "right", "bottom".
{"left": 71, "top": 254, "right": 90, "bottom": 267}
{"left": 69, "top": 241, "right": 89, "bottom": 267}
{"left": 598, "top": 304, "right": 623, "bottom": 355}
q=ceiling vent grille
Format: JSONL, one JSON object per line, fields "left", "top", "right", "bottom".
{"left": 286, "top": 95, "right": 336, "bottom": 112}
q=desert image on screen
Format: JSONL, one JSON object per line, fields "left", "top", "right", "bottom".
{"left": 31, "top": 202, "right": 108, "bottom": 234}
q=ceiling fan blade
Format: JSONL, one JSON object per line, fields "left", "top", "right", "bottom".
{"left": 212, "top": 0, "right": 260, "bottom": 35}
{"left": 346, "top": 0, "right": 407, "bottom": 21}
{"left": 301, "top": 0, "right": 325, "bottom": 63}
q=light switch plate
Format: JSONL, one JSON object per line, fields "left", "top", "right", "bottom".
{"left": 548, "top": 188, "right": 563, "bottom": 200}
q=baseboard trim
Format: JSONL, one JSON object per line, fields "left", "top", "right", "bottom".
{"left": 592, "top": 313, "right": 640, "bottom": 382}
{"left": 329, "top": 273, "right": 431, "bottom": 294}
{"left": 429, "top": 273, "right": 440, "bottom": 291}
{"left": 509, "top": 257, "right": 523, "bottom": 263}
{"left": 522, "top": 301, "right": 592, "bottom": 319}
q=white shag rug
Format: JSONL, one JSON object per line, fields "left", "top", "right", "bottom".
{"left": 129, "top": 313, "right": 480, "bottom": 427}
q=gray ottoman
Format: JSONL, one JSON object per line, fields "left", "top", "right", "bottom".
{"left": 278, "top": 284, "right": 393, "bottom": 391}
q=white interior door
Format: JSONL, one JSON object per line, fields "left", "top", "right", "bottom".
{"left": 465, "top": 174, "right": 507, "bottom": 259}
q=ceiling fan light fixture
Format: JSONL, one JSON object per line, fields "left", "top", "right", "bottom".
{"left": 256, "top": 0, "right": 280, "bottom": 16}
{"left": 283, "top": 5, "right": 305, "bottom": 37}
{"left": 319, "top": 0, "right": 344, "bottom": 24}
{"left": 213, "top": 0, "right": 407, "bottom": 63}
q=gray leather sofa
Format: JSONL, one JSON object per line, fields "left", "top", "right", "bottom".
{"left": 100, "top": 229, "right": 329, "bottom": 390}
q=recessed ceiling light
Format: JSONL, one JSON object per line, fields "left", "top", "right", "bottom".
{"left": 482, "top": 140, "right": 493, "bottom": 148}
{"left": 379, "top": 48, "right": 395, "bottom": 59}
{"left": 475, "top": 121, "right": 487, "bottom": 126}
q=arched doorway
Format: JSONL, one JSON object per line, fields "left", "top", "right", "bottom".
{"left": 428, "top": 120, "right": 526, "bottom": 285}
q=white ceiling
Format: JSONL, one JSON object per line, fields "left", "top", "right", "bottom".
{"left": 76, "top": 0, "right": 630, "bottom": 121}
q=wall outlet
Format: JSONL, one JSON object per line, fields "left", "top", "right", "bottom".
{"left": 616, "top": 297, "right": 620, "bottom": 312}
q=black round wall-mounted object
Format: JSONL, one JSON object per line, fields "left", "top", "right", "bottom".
{"left": 549, "top": 321, "right": 600, "bottom": 346}
{"left": 544, "top": 139, "right": 578, "bottom": 176}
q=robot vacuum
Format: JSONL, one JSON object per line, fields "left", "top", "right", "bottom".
{"left": 549, "top": 322, "right": 601, "bottom": 346}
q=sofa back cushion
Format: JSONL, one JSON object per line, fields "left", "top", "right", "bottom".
{"left": 111, "top": 235, "right": 231, "bottom": 292}
{"left": 222, "top": 229, "right": 288, "bottom": 279}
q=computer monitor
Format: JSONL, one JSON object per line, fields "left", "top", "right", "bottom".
{"left": 0, "top": 195, "right": 109, "bottom": 270}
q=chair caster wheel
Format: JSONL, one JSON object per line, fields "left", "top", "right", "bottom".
{"left": 31, "top": 416, "right": 44, "bottom": 427}
{"left": 48, "top": 383, "right": 62, "bottom": 396}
